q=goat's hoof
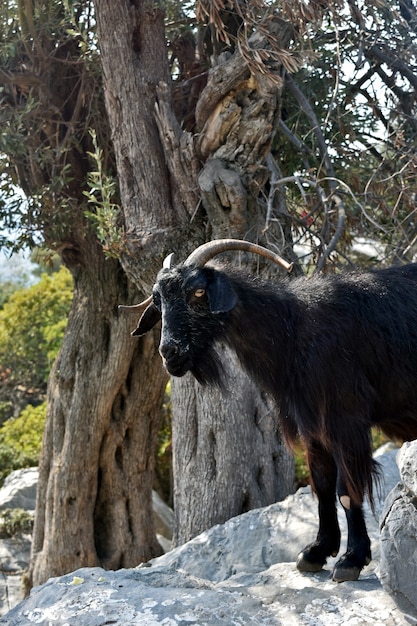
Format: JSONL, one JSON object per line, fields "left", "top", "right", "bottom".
{"left": 296, "top": 551, "right": 325, "bottom": 573}
{"left": 332, "top": 563, "right": 361, "bottom": 582}
{"left": 296, "top": 539, "right": 339, "bottom": 573}
{"left": 332, "top": 553, "right": 371, "bottom": 582}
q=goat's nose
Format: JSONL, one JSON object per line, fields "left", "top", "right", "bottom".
{"left": 160, "top": 341, "right": 179, "bottom": 361}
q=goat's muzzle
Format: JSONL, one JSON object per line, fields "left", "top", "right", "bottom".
{"left": 159, "top": 340, "right": 179, "bottom": 362}
{"left": 159, "top": 342, "right": 190, "bottom": 377}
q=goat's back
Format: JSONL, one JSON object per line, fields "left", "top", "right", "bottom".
{"left": 286, "top": 263, "right": 417, "bottom": 440}
{"left": 225, "top": 262, "right": 417, "bottom": 445}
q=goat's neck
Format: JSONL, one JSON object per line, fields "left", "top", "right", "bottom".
{"left": 226, "top": 286, "right": 296, "bottom": 399}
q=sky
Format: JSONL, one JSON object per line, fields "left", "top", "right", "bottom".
{"left": 0, "top": 249, "right": 38, "bottom": 286}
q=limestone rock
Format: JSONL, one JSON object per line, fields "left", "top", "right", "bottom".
{"left": 380, "top": 440, "right": 417, "bottom": 618}
{"left": 0, "top": 468, "right": 38, "bottom": 512}
{"left": 152, "top": 490, "right": 174, "bottom": 543}
{"left": 0, "top": 469, "right": 37, "bottom": 615}
{"left": 0, "top": 562, "right": 409, "bottom": 626}
{"left": 1, "top": 448, "right": 414, "bottom": 626}
{"left": 0, "top": 468, "right": 175, "bottom": 617}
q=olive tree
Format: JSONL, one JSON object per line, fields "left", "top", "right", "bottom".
{"left": 94, "top": 0, "right": 298, "bottom": 546}
{"left": 0, "top": 1, "right": 165, "bottom": 587}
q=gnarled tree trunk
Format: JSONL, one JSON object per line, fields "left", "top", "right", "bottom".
{"left": 28, "top": 238, "right": 166, "bottom": 587}
{"left": 94, "top": 0, "right": 200, "bottom": 289}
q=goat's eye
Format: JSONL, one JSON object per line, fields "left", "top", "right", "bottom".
{"left": 194, "top": 288, "right": 205, "bottom": 298}
{"left": 152, "top": 293, "right": 161, "bottom": 310}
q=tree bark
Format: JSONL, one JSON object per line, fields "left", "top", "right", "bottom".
{"left": 94, "top": 0, "right": 200, "bottom": 289}
{"left": 2, "top": 0, "right": 173, "bottom": 589}
{"left": 28, "top": 239, "right": 166, "bottom": 587}
{"left": 171, "top": 348, "right": 294, "bottom": 545}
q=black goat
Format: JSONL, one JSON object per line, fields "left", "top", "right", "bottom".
{"left": 126, "top": 239, "right": 417, "bottom": 582}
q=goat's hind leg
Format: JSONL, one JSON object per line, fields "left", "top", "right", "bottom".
{"left": 296, "top": 443, "right": 341, "bottom": 573}
{"left": 332, "top": 478, "right": 371, "bottom": 582}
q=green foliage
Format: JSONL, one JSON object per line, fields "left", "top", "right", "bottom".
{"left": 0, "top": 261, "right": 72, "bottom": 482}
{"left": 154, "top": 382, "right": 173, "bottom": 506}
{"left": 0, "top": 508, "right": 34, "bottom": 537}
{"left": 0, "top": 281, "right": 18, "bottom": 308}
{"left": 0, "top": 0, "right": 112, "bottom": 253}
{"left": 30, "top": 248, "right": 64, "bottom": 275}
{"left": 0, "top": 402, "right": 46, "bottom": 485}
{"left": 294, "top": 445, "right": 310, "bottom": 489}
{"left": 84, "top": 129, "right": 125, "bottom": 258}
{"left": 371, "top": 428, "right": 390, "bottom": 452}
{"left": 0, "top": 267, "right": 73, "bottom": 424}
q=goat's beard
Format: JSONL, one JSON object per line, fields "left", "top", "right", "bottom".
{"left": 190, "top": 345, "right": 225, "bottom": 388}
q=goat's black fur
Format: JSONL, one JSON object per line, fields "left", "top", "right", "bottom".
{"left": 135, "top": 261, "right": 417, "bottom": 581}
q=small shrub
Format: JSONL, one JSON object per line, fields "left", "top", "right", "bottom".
{"left": 371, "top": 428, "right": 390, "bottom": 451}
{"left": 294, "top": 443, "right": 310, "bottom": 489}
{"left": 154, "top": 382, "right": 173, "bottom": 507}
{"left": 0, "top": 508, "right": 34, "bottom": 537}
{"left": 0, "top": 266, "right": 73, "bottom": 398}
{"left": 0, "top": 402, "right": 46, "bottom": 485}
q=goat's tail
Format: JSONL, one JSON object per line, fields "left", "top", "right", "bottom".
{"left": 336, "top": 447, "right": 382, "bottom": 512}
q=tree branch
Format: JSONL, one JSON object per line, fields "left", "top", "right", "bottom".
{"left": 366, "top": 43, "right": 417, "bottom": 90}
{"left": 154, "top": 82, "right": 200, "bottom": 220}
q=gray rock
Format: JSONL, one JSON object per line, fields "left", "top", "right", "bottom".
{"left": 0, "top": 563, "right": 409, "bottom": 626}
{"left": 152, "top": 490, "right": 174, "bottom": 542}
{"left": 380, "top": 440, "right": 417, "bottom": 617}
{"left": 0, "top": 469, "right": 38, "bottom": 512}
{"left": 1, "top": 447, "right": 414, "bottom": 626}
{"left": 0, "top": 536, "right": 31, "bottom": 574}
{"left": 0, "top": 469, "right": 37, "bottom": 616}
{"left": 397, "top": 440, "right": 417, "bottom": 494}
{"left": 0, "top": 572, "right": 26, "bottom": 620}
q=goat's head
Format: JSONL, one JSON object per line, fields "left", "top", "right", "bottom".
{"left": 120, "top": 239, "right": 292, "bottom": 382}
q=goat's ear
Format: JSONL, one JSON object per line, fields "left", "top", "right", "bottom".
{"left": 131, "top": 304, "right": 161, "bottom": 336}
{"left": 206, "top": 273, "right": 237, "bottom": 314}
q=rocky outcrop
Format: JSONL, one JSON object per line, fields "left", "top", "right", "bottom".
{"left": 380, "top": 440, "right": 417, "bottom": 617}
{"left": 2, "top": 447, "right": 415, "bottom": 626}
{"left": 0, "top": 469, "right": 174, "bottom": 616}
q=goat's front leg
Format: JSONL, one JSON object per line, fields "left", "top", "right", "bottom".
{"left": 296, "top": 443, "right": 341, "bottom": 573}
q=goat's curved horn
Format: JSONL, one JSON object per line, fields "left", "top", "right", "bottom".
{"left": 118, "top": 294, "right": 153, "bottom": 312}
{"left": 163, "top": 252, "right": 176, "bottom": 269}
{"left": 184, "top": 239, "right": 293, "bottom": 272}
